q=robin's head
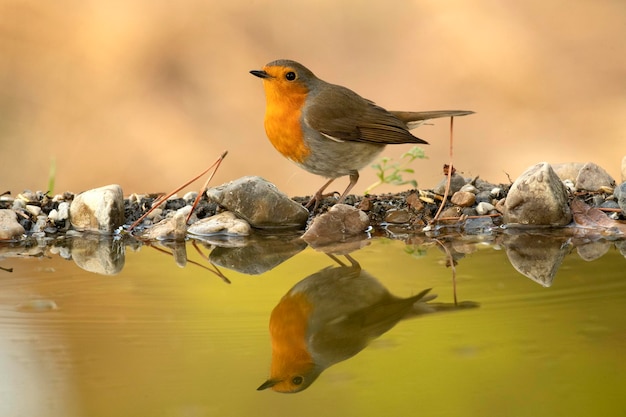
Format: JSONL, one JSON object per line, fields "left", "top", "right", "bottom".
{"left": 250, "top": 60, "right": 319, "bottom": 98}
{"left": 257, "top": 366, "right": 322, "bottom": 393}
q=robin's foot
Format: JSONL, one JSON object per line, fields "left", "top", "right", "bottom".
{"left": 304, "top": 190, "right": 340, "bottom": 211}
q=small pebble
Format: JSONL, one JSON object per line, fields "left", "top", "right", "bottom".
{"left": 451, "top": 191, "right": 476, "bottom": 207}
{"left": 57, "top": 202, "right": 70, "bottom": 221}
{"left": 476, "top": 202, "right": 495, "bottom": 215}
{"left": 183, "top": 191, "right": 198, "bottom": 202}
{"left": 26, "top": 205, "right": 41, "bottom": 217}
{"left": 48, "top": 209, "right": 59, "bottom": 222}
{"left": 460, "top": 184, "right": 478, "bottom": 193}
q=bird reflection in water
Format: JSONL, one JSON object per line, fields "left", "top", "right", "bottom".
{"left": 258, "top": 254, "right": 478, "bottom": 393}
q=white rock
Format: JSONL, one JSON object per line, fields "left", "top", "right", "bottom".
{"left": 69, "top": 184, "right": 125, "bottom": 233}
{"left": 188, "top": 211, "right": 251, "bottom": 236}
{"left": 57, "top": 202, "right": 70, "bottom": 221}
{"left": 476, "top": 202, "right": 495, "bottom": 215}
{"left": 25, "top": 204, "right": 41, "bottom": 217}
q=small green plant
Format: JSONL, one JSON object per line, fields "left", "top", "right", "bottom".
{"left": 47, "top": 157, "right": 56, "bottom": 194}
{"left": 364, "top": 146, "right": 427, "bottom": 195}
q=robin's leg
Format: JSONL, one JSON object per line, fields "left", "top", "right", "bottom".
{"left": 305, "top": 178, "right": 336, "bottom": 209}
{"left": 336, "top": 171, "right": 359, "bottom": 204}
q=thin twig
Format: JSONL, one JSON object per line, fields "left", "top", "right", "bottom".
{"left": 128, "top": 150, "right": 228, "bottom": 232}
{"left": 432, "top": 117, "right": 456, "bottom": 222}
{"left": 186, "top": 150, "right": 228, "bottom": 224}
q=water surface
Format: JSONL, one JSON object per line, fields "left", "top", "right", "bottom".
{"left": 0, "top": 235, "right": 624, "bottom": 417}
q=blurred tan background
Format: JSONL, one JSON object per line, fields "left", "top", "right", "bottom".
{"left": 1, "top": 0, "right": 625, "bottom": 197}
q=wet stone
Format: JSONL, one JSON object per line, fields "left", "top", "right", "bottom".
{"left": 0, "top": 209, "right": 25, "bottom": 240}
{"left": 384, "top": 209, "right": 411, "bottom": 224}
{"left": 503, "top": 162, "right": 572, "bottom": 226}
{"left": 302, "top": 204, "right": 369, "bottom": 245}
{"left": 206, "top": 176, "right": 308, "bottom": 229}
{"left": 463, "top": 216, "right": 495, "bottom": 235}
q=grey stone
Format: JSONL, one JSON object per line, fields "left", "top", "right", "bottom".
{"left": 206, "top": 176, "right": 308, "bottom": 229}
{"left": 615, "top": 182, "right": 626, "bottom": 214}
{"left": 474, "top": 191, "right": 492, "bottom": 204}
{"left": 70, "top": 184, "right": 125, "bottom": 233}
{"left": 433, "top": 173, "right": 466, "bottom": 195}
{"left": 188, "top": 211, "right": 251, "bottom": 236}
{"left": 503, "top": 162, "right": 572, "bottom": 226}
{"left": 0, "top": 209, "right": 25, "bottom": 240}
{"left": 575, "top": 162, "right": 615, "bottom": 192}
{"left": 463, "top": 216, "right": 494, "bottom": 235}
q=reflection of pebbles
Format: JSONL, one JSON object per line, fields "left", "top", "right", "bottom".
{"left": 70, "top": 235, "right": 125, "bottom": 275}
{"left": 503, "top": 233, "right": 570, "bottom": 287}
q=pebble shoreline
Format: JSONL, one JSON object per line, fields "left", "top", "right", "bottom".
{"left": 0, "top": 160, "right": 625, "bottom": 243}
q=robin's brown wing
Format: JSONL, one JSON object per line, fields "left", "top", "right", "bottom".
{"left": 304, "top": 84, "right": 428, "bottom": 145}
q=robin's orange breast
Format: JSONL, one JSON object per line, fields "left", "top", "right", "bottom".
{"left": 263, "top": 81, "right": 311, "bottom": 164}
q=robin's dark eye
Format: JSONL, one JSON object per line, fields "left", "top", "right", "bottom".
{"left": 292, "top": 376, "right": 303, "bottom": 385}
{"left": 285, "top": 71, "right": 296, "bottom": 81}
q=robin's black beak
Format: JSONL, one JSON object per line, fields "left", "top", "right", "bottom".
{"left": 250, "top": 69, "right": 271, "bottom": 79}
{"left": 257, "top": 379, "right": 279, "bottom": 390}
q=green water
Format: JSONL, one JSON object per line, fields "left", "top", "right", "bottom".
{"left": 0, "top": 235, "right": 624, "bottom": 417}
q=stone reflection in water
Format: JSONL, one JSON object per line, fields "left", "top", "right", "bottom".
{"left": 502, "top": 232, "right": 570, "bottom": 287}
{"left": 69, "top": 234, "right": 125, "bottom": 275}
{"left": 207, "top": 233, "right": 307, "bottom": 275}
{"left": 257, "top": 254, "right": 478, "bottom": 393}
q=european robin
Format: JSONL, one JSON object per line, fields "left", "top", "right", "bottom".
{"left": 257, "top": 254, "right": 478, "bottom": 393}
{"left": 250, "top": 59, "right": 473, "bottom": 207}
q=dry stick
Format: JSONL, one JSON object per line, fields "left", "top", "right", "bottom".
{"left": 432, "top": 117, "right": 455, "bottom": 222}
{"left": 186, "top": 150, "right": 228, "bottom": 224}
{"left": 128, "top": 150, "right": 228, "bottom": 232}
